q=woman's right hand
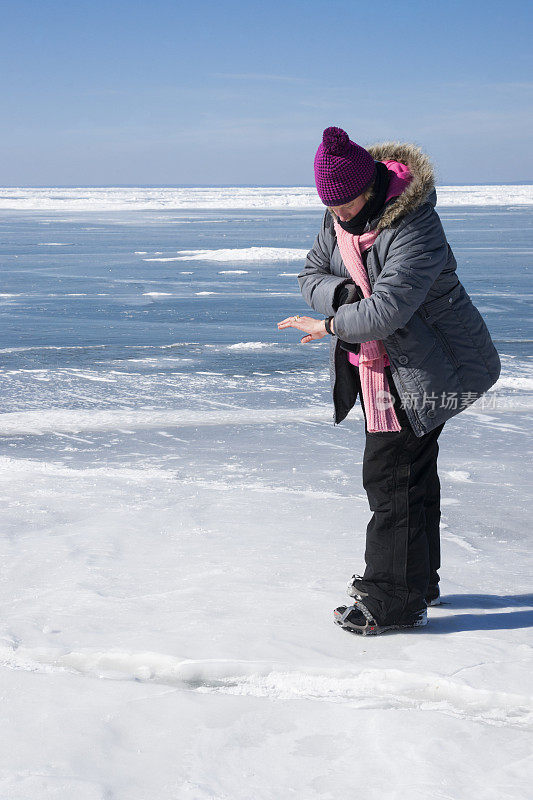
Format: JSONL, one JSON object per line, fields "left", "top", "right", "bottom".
{"left": 277, "top": 315, "right": 332, "bottom": 343}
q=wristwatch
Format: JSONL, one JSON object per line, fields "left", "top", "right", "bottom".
{"left": 324, "top": 316, "right": 335, "bottom": 335}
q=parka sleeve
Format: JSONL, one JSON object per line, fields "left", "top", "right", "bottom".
{"left": 297, "top": 211, "right": 356, "bottom": 317}
{"left": 332, "top": 204, "right": 448, "bottom": 343}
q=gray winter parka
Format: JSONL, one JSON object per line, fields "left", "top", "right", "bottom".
{"left": 297, "top": 142, "right": 501, "bottom": 437}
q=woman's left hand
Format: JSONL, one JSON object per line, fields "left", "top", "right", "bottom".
{"left": 277, "top": 315, "right": 329, "bottom": 344}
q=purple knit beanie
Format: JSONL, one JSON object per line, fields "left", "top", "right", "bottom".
{"left": 314, "top": 126, "right": 376, "bottom": 206}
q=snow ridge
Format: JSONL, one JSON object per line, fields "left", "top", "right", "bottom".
{"left": 1, "top": 646, "right": 531, "bottom": 730}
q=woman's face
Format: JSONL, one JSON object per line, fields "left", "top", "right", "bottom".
{"left": 329, "top": 193, "right": 366, "bottom": 222}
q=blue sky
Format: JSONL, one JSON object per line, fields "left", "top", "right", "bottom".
{"left": 1, "top": 0, "right": 531, "bottom": 185}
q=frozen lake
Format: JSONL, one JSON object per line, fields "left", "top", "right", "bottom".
{"left": 1, "top": 197, "right": 532, "bottom": 799}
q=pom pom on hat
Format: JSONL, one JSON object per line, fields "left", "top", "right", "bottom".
{"left": 322, "top": 126, "right": 350, "bottom": 156}
{"left": 314, "top": 126, "right": 376, "bottom": 207}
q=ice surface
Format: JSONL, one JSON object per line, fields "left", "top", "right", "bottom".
{"left": 0, "top": 203, "right": 532, "bottom": 799}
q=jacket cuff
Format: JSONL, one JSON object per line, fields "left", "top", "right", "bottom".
{"left": 332, "top": 303, "right": 359, "bottom": 343}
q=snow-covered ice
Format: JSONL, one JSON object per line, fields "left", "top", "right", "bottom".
{"left": 0, "top": 184, "right": 532, "bottom": 210}
{"left": 144, "top": 247, "right": 309, "bottom": 262}
{"left": 0, "top": 200, "right": 532, "bottom": 799}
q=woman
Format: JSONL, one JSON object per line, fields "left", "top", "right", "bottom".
{"left": 278, "top": 127, "right": 501, "bottom": 636}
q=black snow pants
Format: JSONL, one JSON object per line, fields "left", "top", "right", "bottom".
{"left": 351, "top": 364, "right": 446, "bottom": 625}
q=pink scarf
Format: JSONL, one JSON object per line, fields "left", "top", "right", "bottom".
{"left": 333, "top": 222, "right": 402, "bottom": 433}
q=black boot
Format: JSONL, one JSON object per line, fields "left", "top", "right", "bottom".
{"left": 334, "top": 597, "right": 427, "bottom": 636}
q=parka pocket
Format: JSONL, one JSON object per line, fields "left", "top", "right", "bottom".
{"left": 431, "top": 321, "right": 461, "bottom": 369}
{"left": 420, "top": 280, "right": 461, "bottom": 322}
{"left": 424, "top": 280, "right": 496, "bottom": 377}
{"left": 418, "top": 281, "right": 468, "bottom": 371}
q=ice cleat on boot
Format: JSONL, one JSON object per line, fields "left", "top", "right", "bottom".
{"left": 334, "top": 597, "right": 427, "bottom": 636}
{"left": 346, "top": 574, "right": 368, "bottom": 600}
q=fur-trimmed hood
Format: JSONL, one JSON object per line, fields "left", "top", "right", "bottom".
{"left": 366, "top": 142, "right": 436, "bottom": 232}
